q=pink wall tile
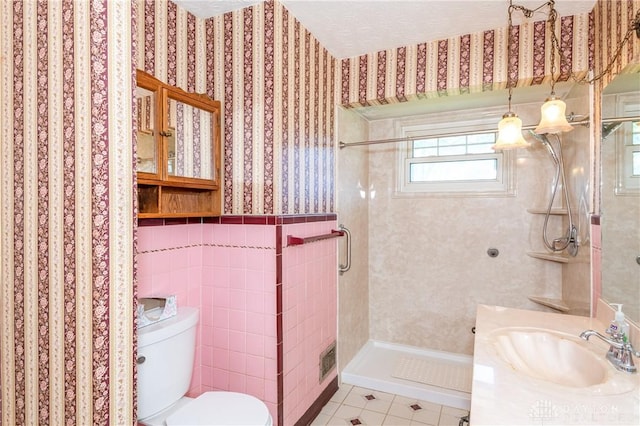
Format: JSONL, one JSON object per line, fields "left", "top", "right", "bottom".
{"left": 228, "top": 372, "right": 246, "bottom": 393}
{"left": 212, "top": 368, "right": 230, "bottom": 390}
{"left": 138, "top": 218, "right": 336, "bottom": 425}
{"left": 212, "top": 307, "right": 230, "bottom": 330}
{"left": 229, "top": 290, "right": 247, "bottom": 311}
{"left": 247, "top": 312, "right": 265, "bottom": 335}
{"left": 229, "top": 309, "right": 247, "bottom": 332}
{"left": 246, "top": 376, "right": 265, "bottom": 400}
{"left": 229, "top": 330, "right": 246, "bottom": 353}
{"left": 212, "top": 327, "right": 229, "bottom": 350}
{"left": 229, "top": 352, "right": 246, "bottom": 374}
{"left": 246, "top": 354, "right": 265, "bottom": 378}
{"left": 245, "top": 225, "right": 268, "bottom": 247}
{"left": 228, "top": 226, "right": 247, "bottom": 246}
{"left": 212, "top": 347, "right": 230, "bottom": 370}
{"left": 281, "top": 220, "right": 338, "bottom": 422}
{"left": 246, "top": 334, "right": 265, "bottom": 357}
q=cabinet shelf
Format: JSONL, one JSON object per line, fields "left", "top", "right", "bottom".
{"left": 138, "top": 184, "right": 220, "bottom": 217}
{"left": 526, "top": 251, "right": 569, "bottom": 263}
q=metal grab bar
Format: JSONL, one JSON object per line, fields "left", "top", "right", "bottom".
{"left": 338, "top": 224, "right": 351, "bottom": 275}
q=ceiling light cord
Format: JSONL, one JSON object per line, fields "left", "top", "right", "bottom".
{"left": 510, "top": 3, "right": 640, "bottom": 88}
{"left": 572, "top": 9, "right": 640, "bottom": 85}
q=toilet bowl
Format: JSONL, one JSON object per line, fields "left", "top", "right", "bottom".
{"left": 137, "top": 306, "right": 273, "bottom": 425}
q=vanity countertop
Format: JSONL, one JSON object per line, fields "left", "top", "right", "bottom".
{"left": 471, "top": 305, "right": 640, "bottom": 425}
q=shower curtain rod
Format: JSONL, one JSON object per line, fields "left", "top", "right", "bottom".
{"left": 601, "top": 114, "right": 640, "bottom": 124}
{"left": 338, "top": 114, "right": 640, "bottom": 149}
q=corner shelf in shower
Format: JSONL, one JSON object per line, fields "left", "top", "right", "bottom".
{"left": 527, "top": 296, "right": 570, "bottom": 312}
{"left": 526, "top": 251, "right": 569, "bottom": 263}
{"left": 526, "top": 208, "right": 568, "bottom": 215}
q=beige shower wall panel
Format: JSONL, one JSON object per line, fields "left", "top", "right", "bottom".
{"left": 367, "top": 103, "right": 565, "bottom": 355}
{"left": 336, "top": 107, "right": 371, "bottom": 370}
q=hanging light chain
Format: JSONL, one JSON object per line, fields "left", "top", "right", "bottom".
{"left": 570, "top": 9, "right": 640, "bottom": 85}
{"left": 547, "top": 2, "right": 560, "bottom": 94}
{"left": 510, "top": 1, "right": 640, "bottom": 87}
{"left": 506, "top": 1, "right": 516, "bottom": 111}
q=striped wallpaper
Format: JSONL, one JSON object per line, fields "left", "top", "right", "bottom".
{"left": 1, "top": 0, "right": 135, "bottom": 424}
{"left": 135, "top": 0, "right": 336, "bottom": 215}
{"left": 337, "top": 12, "right": 593, "bottom": 107}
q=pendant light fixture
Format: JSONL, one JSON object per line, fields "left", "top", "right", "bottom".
{"left": 533, "top": 0, "right": 573, "bottom": 134}
{"left": 493, "top": 0, "right": 529, "bottom": 150}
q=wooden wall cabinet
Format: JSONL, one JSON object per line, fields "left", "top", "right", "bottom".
{"left": 136, "top": 70, "right": 222, "bottom": 217}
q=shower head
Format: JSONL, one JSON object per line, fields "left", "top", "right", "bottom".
{"left": 602, "top": 122, "right": 623, "bottom": 139}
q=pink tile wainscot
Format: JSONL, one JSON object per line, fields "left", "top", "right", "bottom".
{"left": 137, "top": 215, "right": 339, "bottom": 426}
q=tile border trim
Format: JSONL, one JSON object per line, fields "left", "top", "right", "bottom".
{"left": 138, "top": 213, "right": 337, "bottom": 227}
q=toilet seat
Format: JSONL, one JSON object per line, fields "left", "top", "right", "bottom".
{"left": 166, "top": 391, "right": 272, "bottom": 426}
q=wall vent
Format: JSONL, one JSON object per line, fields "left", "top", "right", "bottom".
{"left": 319, "top": 341, "right": 337, "bottom": 382}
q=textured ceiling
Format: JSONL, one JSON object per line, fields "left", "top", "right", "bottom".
{"left": 174, "top": 0, "right": 597, "bottom": 59}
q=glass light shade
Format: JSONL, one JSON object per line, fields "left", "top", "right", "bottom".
{"left": 493, "top": 113, "right": 529, "bottom": 150}
{"left": 535, "top": 97, "right": 574, "bottom": 134}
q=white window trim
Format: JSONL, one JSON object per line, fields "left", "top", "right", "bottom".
{"left": 393, "top": 111, "right": 517, "bottom": 198}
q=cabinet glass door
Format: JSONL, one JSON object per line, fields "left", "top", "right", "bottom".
{"left": 136, "top": 86, "right": 158, "bottom": 176}
{"left": 167, "top": 96, "right": 216, "bottom": 181}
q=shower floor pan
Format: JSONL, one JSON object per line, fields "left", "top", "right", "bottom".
{"left": 341, "top": 340, "right": 472, "bottom": 410}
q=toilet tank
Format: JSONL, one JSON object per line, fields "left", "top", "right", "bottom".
{"left": 137, "top": 306, "right": 199, "bottom": 420}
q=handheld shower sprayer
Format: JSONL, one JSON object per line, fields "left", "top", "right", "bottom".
{"left": 528, "top": 131, "right": 579, "bottom": 256}
{"left": 530, "top": 132, "right": 559, "bottom": 165}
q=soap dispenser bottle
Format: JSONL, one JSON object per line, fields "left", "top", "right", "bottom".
{"left": 610, "top": 303, "right": 630, "bottom": 342}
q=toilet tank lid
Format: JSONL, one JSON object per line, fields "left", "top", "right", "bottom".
{"left": 138, "top": 306, "right": 199, "bottom": 347}
{"left": 166, "top": 392, "right": 272, "bottom": 426}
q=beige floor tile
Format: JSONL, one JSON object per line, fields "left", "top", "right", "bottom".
{"left": 411, "top": 406, "right": 440, "bottom": 425}
{"left": 325, "top": 417, "right": 351, "bottom": 426}
{"left": 332, "top": 404, "right": 362, "bottom": 421}
{"left": 330, "top": 385, "right": 354, "bottom": 404}
{"left": 320, "top": 401, "right": 341, "bottom": 416}
{"left": 342, "top": 386, "right": 394, "bottom": 414}
{"left": 409, "top": 420, "right": 432, "bottom": 426}
{"left": 437, "top": 412, "right": 464, "bottom": 426}
{"left": 391, "top": 395, "right": 442, "bottom": 413}
{"left": 359, "top": 409, "right": 387, "bottom": 425}
{"left": 438, "top": 406, "right": 469, "bottom": 426}
{"left": 383, "top": 415, "right": 412, "bottom": 425}
{"left": 310, "top": 413, "right": 332, "bottom": 425}
{"left": 311, "top": 385, "right": 467, "bottom": 426}
{"left": 441, "top": 406, "right": 468, "bottom": 418}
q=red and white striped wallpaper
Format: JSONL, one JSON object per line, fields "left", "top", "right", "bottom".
{"left": 136, "top": 0, "right": 336, "bottom": 215}
{"left": 1, "top": 0, "right": 136, "bottom": 424}
{"left": 337, "top": 12, "right": 593, "bottom": 107}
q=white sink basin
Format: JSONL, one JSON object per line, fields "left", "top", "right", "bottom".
{"left": 490, "top": 328, "right": 607, "bottom": 387}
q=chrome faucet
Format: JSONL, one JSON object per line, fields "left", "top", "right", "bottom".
{"left": 580, "top": 329, "right": 640, "bottom": 373}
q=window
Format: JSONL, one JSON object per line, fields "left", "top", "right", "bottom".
{"left": 396, "top": 120, "right": 516, "bottom": 197}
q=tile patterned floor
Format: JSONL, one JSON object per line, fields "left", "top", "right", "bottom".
{"left": 310, "top": 384, "right": 469, "bottom": 426}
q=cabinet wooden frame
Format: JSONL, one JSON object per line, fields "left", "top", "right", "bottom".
{"left": 136, "top": 69, "right": 222, "bottom": 217}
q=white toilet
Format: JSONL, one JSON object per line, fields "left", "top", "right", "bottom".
{"left": 137, "top": 306, "right": 273, "bottom": 426}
